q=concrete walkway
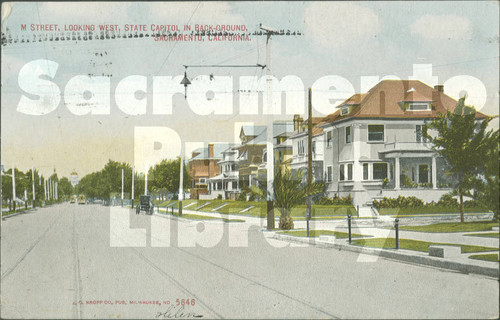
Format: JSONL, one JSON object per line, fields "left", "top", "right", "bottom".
{"left": 157, "top": 207, "right": 499, "bottom": 274}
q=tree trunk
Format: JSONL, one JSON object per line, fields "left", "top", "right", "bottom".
{"left": 459, "top": 191, "right": 464, "bottom": 223}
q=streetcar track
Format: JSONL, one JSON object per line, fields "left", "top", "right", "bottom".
{"left": 174, "top": 246, "right": 341, "bottom": 319}
{"left": 1, "top": 211, "right": 61, "bottom": 281}
{"left": 72, "top": 208, "right": 83, "bottom": 319}
{"left": 109, "top": 218, "right": 223, "bottom": 319}
{"left": 129, "top": 247, "right": 224, "bottom": 319}
{"left": 122, "top": 213, "right": 341, "bottom": 319}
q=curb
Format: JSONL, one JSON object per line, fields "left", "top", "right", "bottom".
{"left": 273, "top": 233, "right": 500, "bottom": 278}
{"left": 2, "top": 208, "right": 37, "bottom": 220}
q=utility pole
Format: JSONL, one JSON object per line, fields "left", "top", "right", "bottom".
{"left": 178, "top": 156, "right": 184, "bottom": 216}
{"left": 131, "top": 167, "right": 135, "bottom": 208}
{"left": 121, "top": 168, "right": 124, "bottom": 206}
{"left": 12, "top": 166, "right": 16, "bottom": 211}
{"left": 307, "top": 88, "right": 313, "bottom": 237}
{"left": 260, "top": 24, "right": 280, "bottom": 230}
{"left": 32, "top": 166, "right": 36, "bottom": 208}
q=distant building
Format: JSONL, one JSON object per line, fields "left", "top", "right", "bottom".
{"left": 69, "top": 171, "right": 80, "bottom": 187}
{"left": 187, "top": 143, "right": 232, "bottom": 199}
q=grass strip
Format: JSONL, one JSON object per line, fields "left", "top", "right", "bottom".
{"left": 397, "top": 221, "right": 498, "bottom": 233}
{"left": 464, "top": 232, "right": 499, "bottom": 238}
{"left": 352, "top": 238, "right": 498, "bottom": 253}
{"left": 468, "top": 253, "right": 499, "bottom": 262}
{"left": 379, "top": 207, "right": 490, "bottom": 215}
{"left": 164, "top": 211, "right": 244, "bottom": 223}
{"left": 278, "top": 229, "right": 370, "bottom": 239}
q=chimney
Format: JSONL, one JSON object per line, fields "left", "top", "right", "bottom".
{"left": 293, "top": 114, "right": 304, "bottom": 132}
{"left": 432, "top": 85, "right": 443, "bottom": 108}
{"left": 208, "top": 143, "right": 214, "bottom": 158}
{"left": 379, "top": 91, "right": 386, "bottom": 115}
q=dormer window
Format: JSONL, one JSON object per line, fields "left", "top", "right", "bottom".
{"left": 341, "top": 106, "right": 349, "bottom": 115}
{"left": 408, "top": 103, "right": 430, "bottom": 111}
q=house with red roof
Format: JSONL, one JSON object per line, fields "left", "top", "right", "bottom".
{"left": 296, "top": 80, "right": 488, "bottom": 209}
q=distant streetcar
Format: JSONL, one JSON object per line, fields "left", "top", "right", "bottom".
{"left": 77, "top": 195, "right": 86, "bottom": 205}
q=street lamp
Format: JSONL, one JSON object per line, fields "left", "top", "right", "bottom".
{"left": 180, "top": 68, "right": 191, "bottom": 99}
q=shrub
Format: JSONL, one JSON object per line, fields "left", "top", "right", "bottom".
{"left": 216, "top": 194, "right": 222, "bottom": 200}
{"left": 373, "top": 195, "right": 424, "bottom": 209}
{"left": 316, "top": 194, "right": 353, "bottom": 206}
{"left": 437, "top": 194, "right": 458, "bottom": 207}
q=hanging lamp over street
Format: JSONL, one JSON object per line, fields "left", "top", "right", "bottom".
{"left": 180, "top": 68, "right": 191, "bottom": 98}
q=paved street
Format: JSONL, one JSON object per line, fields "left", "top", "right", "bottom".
{"left": 1, "top": 203, "right": 499, "bottom": 319}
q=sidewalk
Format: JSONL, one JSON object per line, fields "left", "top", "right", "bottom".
{"left": 157, "top": 206, "right": 498, "bottom": 277}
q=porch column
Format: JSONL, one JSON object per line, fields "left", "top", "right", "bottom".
{"left": 352, "top": 123, "right": 363, "bottom": 190}
{"left": 394, "top": 156, "right": 400, "bottom": 190}
{"left": 432, "top": 156, "right": 437, "bottom": 189}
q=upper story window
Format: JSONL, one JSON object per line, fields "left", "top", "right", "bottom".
{"left": 298, "top": 140, "right": 305, "bottom": 155}
{"left": 368, "top": 125, "right": 384, "bottom": 142}
{"left": 408, "top": 103, "right": 430, "bottom": 111}
{"left": 345, "top": 126, "right": 351, "bottom": 144}
{"left": 312, "top": 141, "right": 316, "bottom": 154}
{"left": 326, "top": 131, "right": 333, "bottom": 148}
{"left": 416, "top": 125, "right": 428, "bottom": 143}
{"left": 341, "top": 107, "right": 349, "bottom": 116}
{"left": 327, "top": 166, "right": 332, "bottom": 182}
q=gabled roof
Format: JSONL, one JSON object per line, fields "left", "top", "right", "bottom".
{"left": 241, "top": 122, "right": 294, "bottom": 146}
{"left": 188, "top": 143, "right": 234, "bottom": 162}
{"left": 322, "top": 80, "right": 488, "bottom": 125}
{"left": 240, "top": 125, "right": 266, "bottom": 137}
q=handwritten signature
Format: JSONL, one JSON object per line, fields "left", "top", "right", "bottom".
{"left": 155, "top": 305, "right": 203, "bottom": 319}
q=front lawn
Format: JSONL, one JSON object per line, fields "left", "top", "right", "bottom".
{"left": 468, "top": 253, "right": 499, "bottom": 262}
{"left": 352, "top": 238, "right": 498, "bottom": 253}
{"left": 397, "top": 221, "right": 498, "bottom": 233}
{"left": 278, "top": 229, "right": 370, "bottom": 239}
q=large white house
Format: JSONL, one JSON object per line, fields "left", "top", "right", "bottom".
{"left": 293, "top": 80, "right": 488, "bottom": 208}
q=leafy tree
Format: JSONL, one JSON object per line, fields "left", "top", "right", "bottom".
{"left": 423, "top": 97, "right": 497, "bottom": 222}
{"left": 148, "top": 157, "right": 190, "bottom": 196}
{"left": 471, "top": 129, "right": 499, "bottom": 222}
{"left": 58, "top": 177, "right": 74, "bottom": 198}
{"left": 251, "top": 162, "right": 324, "bottom": 230}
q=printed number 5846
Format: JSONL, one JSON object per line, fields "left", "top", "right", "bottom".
{"left": 176, "top": 299, "right": 195, "bottom": 306}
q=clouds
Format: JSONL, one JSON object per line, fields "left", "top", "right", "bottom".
{"left": 304, "top": 2, "right": 380, "bottom": 49}
{"left": 410, "top": 14, "right": 472, "bottom": 40}
{"left": 149, "top": 2, "right": 245, "bottom": 25}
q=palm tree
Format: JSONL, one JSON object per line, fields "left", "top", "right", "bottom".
{"left": 251, "top": 163, "right": 324, "bottom": 230}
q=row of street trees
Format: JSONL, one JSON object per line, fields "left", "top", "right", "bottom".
{"left": 75, "top": 158, "right": 190, "bottom": 201}
{"left": 1, "top": 168, "right": 73, "bottom": 208}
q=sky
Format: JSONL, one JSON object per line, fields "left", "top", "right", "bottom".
{"left": 1, "top": 1, "right": 499, "bottom": 178}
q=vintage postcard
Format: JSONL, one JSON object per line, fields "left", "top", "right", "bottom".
{"left": 1, "top": 1, "right": 499, "bottom": 319}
